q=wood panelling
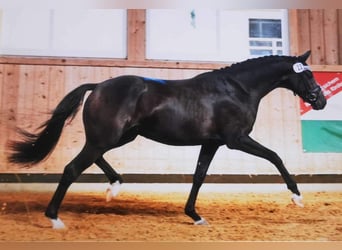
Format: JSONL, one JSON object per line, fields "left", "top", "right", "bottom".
{"left": 0, "top": 64, "right": 341, "bottom": 176}
{"left": 127, "top": 10, "right": 146, "bottom": 61}
{"left": 323, "top": 9, "right": 339, "bottom": 64}
{"left": 310, "top": 10, "right": 326, "bottom": 64}
{"left": 0, "top": 9, "right": 341, "bottom": 178}
{"left": 292, "top": 9, "right": 341, "bottom": 64}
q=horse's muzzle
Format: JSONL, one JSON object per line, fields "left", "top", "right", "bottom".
{"left": 311, "top": 93, "right": 327, "bottom": 110}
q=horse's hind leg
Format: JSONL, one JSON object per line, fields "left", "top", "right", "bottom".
{"left": 95, "top": 156, "right": 123, "bottom": 184}
{"left": 95, "top": 129, "right": 138, "bottom": 201}
{"left": 95, "top": 156, "right": 123, "bottom": 201}
{"left": 45, "top": 143, "right": 102, "bottom": 229}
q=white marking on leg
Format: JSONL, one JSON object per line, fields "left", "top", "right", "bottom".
{"left": 106, "top": 181, "right": 121, "bottom": 202}
{"left": 194, "top": 217, "right": 209, "bottom": 226}
{"left": 50, "top": 217, "right": 66, "bottom": 229}
{"left": 291, "top": 193, "right": 304, "bottom": 207}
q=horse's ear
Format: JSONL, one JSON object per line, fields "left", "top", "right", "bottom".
{"left": 298, "top": 50, "right": 311, "bottom": 62}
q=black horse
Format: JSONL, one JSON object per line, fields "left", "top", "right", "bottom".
{"left": 8, "top": 51, "right": 326, "bottom": 229}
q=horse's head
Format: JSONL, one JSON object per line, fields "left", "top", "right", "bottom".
{"left": 283, "top": 51, "right": 326, "bottom": 110}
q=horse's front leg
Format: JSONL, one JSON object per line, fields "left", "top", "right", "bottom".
{"left": 227, "top": 135, "right": 303, "bottom": 207}
{"left": 185, "top": 143, "right": 219, "bottom": 225}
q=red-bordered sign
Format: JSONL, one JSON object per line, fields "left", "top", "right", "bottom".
{"left": 300, "top": 72, "right": 342, "bottom": 116}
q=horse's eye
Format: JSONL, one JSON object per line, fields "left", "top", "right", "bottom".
{"left": 308, "top": 93, "right": 317, "bottom": 102}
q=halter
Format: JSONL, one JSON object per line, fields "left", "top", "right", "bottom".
{"left": 292, "top": 62, "right": 321, "bottom": 102}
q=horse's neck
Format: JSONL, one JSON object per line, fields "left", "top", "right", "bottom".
{"left": 232, "top": 65, "right": 286, "bottom": 100}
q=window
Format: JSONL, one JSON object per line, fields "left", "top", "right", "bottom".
{"left": 249, "top": 18, "right": 284, "bottom": 56}
{"left": 146, "top": 9, "right": 289, "bottom": 62}
{"left": 249, "top": 19, "right": 282, "bottom": 38}
{"left": 0, "top": 9, "right": 127, "bottom": 58}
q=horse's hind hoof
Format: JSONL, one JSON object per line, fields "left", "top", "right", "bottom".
{"left": 291, "top": 194, "right": 304, "bottom": 207}
{"left": 194, "top": 218, "right": 209, "bottom": 226}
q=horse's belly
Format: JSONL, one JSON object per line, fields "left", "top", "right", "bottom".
{"left": 140, "top": 133, "right": 200, "bottom": 146}
{"left": 138, "top": 124, "right": 221, "bottom": 146}
{"left": 136, "top": 101, "right": 221, "bottom": 146}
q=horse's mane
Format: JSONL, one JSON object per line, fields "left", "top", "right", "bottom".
{"left": 216, "top": 55, "right": 298, "bottom": 74}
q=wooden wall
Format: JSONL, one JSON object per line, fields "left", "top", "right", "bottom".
{"left": 0, "top": 64, "right": 341, "bottom": 176}
{"left": 290, "top": 9, "right": 342, "bottom": 65}
{"left": 0, "top": 9, "right": 341, "bottom": 178}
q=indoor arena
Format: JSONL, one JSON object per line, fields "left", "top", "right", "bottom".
{"left": 0, "top": 9, "right": 341, "bottom": 243}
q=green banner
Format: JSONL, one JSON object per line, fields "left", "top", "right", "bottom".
{"left": 300, "top": 72, "right": 342, "bottom": 153}
{"left": 301, "top": 120, "right": 342, "bottom": 152}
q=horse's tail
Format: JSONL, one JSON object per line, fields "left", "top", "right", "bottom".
{"left": 7, "top": 83, "right": 98, "bottom": 166}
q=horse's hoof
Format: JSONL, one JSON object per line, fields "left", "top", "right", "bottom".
{"left": 50, "top": 217, "right": 66, "bottom": 229}
{"left": 106, "top": 181, "right": 121, "bottom": 202}
{"left": 194, "top": 218, "right": 209, "bottom": 226}
{"left": 291, "top": 194, "right": 304, "bottom": 207}
{"left": 106, "top": 189, "right": 112, "bottom": 202}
